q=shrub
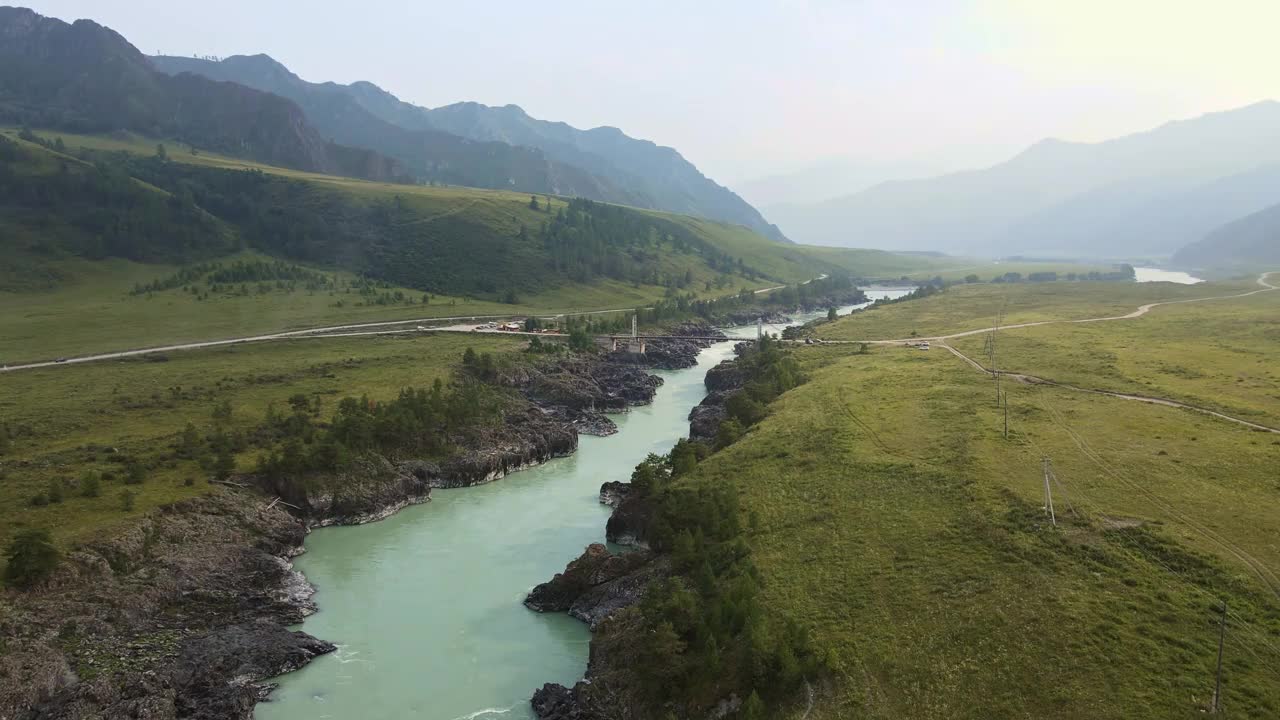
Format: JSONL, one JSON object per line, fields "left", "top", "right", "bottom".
{"left": 4, "top": 529, "right": 60, "bottom": 589}
{"left": 80, "top": 472, "right": 101, "bottom": 498}
{"left": 124, "top": 461, "right": 146, "bottom": 485}
{"left": 119, "top": 490, "right": 136, "bottom": 512}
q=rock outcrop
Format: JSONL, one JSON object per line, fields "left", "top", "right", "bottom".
{"left": 434, "top": 406, "right": 579, "bottom": 488}
{"left": 0, "top": 493, "right": 330, "bottom": 719}
{"left": 604, "top": 493, "right": 655, "bottom": 549}
{"left": 524, "top": 543, "right": 655, "bottom": 626}
{"left": 598, "top": 481, "right": 630, "bottom": 507}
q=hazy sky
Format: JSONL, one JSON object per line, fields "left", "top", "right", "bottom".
{"left": 24, "top": 0, "right": 1280, "bottom": 182}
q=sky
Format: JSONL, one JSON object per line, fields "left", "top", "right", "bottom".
{"left": 23, "top": 0, "right": 1280, "bottom": 183}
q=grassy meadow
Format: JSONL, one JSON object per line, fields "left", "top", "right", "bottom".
{"left": 795, "top": 247, "right": 1117, "bottom": 284}
{"left": 683, "top": 341, "right": 1280, "bottom": 718}
{"left": 951, "top": 288, "right": 1280, "bottom": 429}
{"left": 0, "top": 333, "right": 524, "bottom": 548}
{"left": 816, "top": 277, "right": 1262, "bottom": 341}
{"left": 0, "top": 249, "right": 743, "bottom": 364}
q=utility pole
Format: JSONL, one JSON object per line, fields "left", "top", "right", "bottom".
{"left": 1003, "top": 392, "right": 1009, "bottom": 440}
{"left": 1042, "top": 457, "right": 1056, "bottom": 527}
{"left": 992, "top": 298, "right": 1008, "bottom": 407}
{"left": 1212, "top": 600, "right": 1227, "bottom": 713}
{"left": 631, "top": 313, "right": 637, "bottom": 340}
{"left": 757, "top": 316, "right": 763, "bottom": 341}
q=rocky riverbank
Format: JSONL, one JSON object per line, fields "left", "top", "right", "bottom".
{"left": 1, "top": 345, "right": 693, "bottom": 720}
{"left": 527, "top": 336, "right": 764, "bottom": 720}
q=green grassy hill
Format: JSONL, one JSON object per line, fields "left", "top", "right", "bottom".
{"left": 0, "top": 128, "right": 803, "bottom": 360}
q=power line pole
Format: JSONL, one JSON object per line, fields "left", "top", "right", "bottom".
{"left": 1003, "top": 392, "right": 1009, "bottom": 440}
{"left": 992, "top": 300, "right": 1007, "bottom": 407}
{"left": 1049, "top": 467, "right": 1077, "bottom": 519}
{"left": 1212, "top": 600, "right": 1227, "bottom": 713}
{"left": 1042, "top": 457, "right": 1056, "bottom": 527}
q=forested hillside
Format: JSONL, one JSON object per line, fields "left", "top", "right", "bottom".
{"left": 150, "top": 53, "right": 787, "bottom": 242}
{"left": 0, "top": 132, "right": 772, "bottom": 299}
{"left": 0, "top": 7, "right": 407, "bottom": 183}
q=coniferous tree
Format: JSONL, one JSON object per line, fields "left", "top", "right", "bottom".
{"left": 3, "top": 529, "right": 60, "bottom": 589}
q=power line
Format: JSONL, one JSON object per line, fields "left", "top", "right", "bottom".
{"left": 1019, "top": 389, "right": 1280, "bottom": 664}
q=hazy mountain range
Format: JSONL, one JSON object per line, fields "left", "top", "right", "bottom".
{"left": 149, "top": 54, "right": 786, "bottom": 242}
{"left": 734, "top": 157, "right": 945, "bottom": 209}
{"left": 1173, "top": 200, "right": 1280, "bottom": 271}
{"left": 0, "top": 6, "right": 783, "bottom": 242}
{"left": 768, "top": 101, "right": 1280, "bottom": 264}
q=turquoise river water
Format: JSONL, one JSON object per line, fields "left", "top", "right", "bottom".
{"left": 258, "top": 295, "right": 904, "bottom": 720}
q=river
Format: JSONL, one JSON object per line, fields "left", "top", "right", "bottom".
{"left": 1134, "top": 267, "right": 1203, "bottom": 284}
{"left": 257, "top": 291, "right": 906, "bottom": 720}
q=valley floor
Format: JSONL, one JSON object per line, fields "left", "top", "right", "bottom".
{"left": 676, "top": 274, "right": 1280, "bottom": 718}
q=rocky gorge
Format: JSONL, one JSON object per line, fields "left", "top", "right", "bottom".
{"left": 0, "top": 324, "right": 728, "bottom": 720}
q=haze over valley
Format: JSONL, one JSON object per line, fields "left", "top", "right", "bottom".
{"left": 2, "top": 3, "right": 1279, "bottom": 720}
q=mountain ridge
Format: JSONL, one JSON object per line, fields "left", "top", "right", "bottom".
{"left": 767, "top": 100, "right": 1280, "bottom": 256}
{"left": 1173, "top": 200, "right": 1280, "bottom": 271}
{"left": 151, "top": 53, "right": 788, "bottom": 242}
{"left": 0, "top": 7, "right": 408, "bottom": 183}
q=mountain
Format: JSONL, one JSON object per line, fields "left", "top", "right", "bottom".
{"left": 150, "top": 54, "right": 634, "bottom": 203}
{"left": 1173, "top": 201, "right": 1280, "bottom": 271}
{"left": 736, "top": 157, "right": 943, "bottom": 208}
{"left": 769, "top": 102, "right": 1280, "bottom": 257}
{"left": 0, "top": 7, "right": 406, "bottom": 183}
{"left": 150, "top": 53, "right": 786, "bottom": 242}
{"left": 996, "top": 163, "right": 1280, "bottom": 258}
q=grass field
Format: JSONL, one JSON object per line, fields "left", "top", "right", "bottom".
{"left": 0, "top": 333, "right": 524, "bottom": 548}
{"left": 796, "top": 246, "right": 1118, "bottom": 283}
{"left": 951, "top": 289, "right": 1280, "bottom": 429}
{"left": 816, "top": 278, "right": 1261, "bottom": 341}
{"left": 0, "top": 248, "right": 750, "bottom": 364}
{"left": 682, "top": 342, "right": 1280, "bottom": 718}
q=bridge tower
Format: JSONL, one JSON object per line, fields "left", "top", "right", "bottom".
{"left": 624, "top": 313, "right": 645, "bottom": 354}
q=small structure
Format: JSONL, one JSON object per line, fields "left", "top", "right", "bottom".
{"left": 610, "top": 314, "right": 646, "bottom": 354}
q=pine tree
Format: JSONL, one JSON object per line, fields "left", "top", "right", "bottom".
{"left": 3, "top": 529, "right": 60, "bottom": 589}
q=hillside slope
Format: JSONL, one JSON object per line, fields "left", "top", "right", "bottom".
{"left": 150, "top": 53, "right": 787, "bottom": 242}
{"left": 0, "top": 7, "right": 406, "bottom": 182}
{"left": 1173, "top": 200, "right": 1280, "bottom": 271}
{"left": 769, "top": 101, "right": 1280, "bottom": 256}
{"left": 0, "top": 130, "right": 782, "bottom": 300}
